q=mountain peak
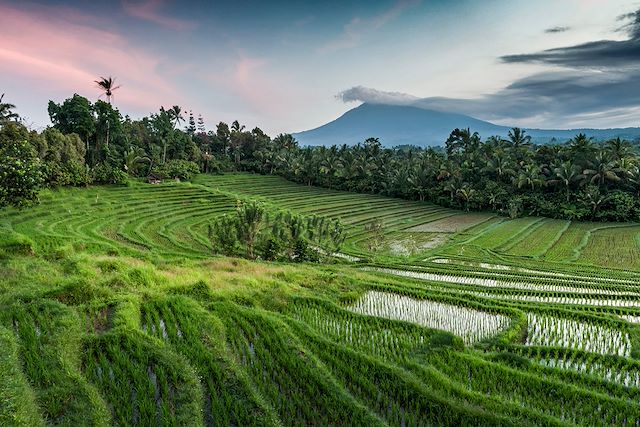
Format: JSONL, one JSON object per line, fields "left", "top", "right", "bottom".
{"left": 292, "top": 104, "right": 640, "bottom": 147}
{"left": 293, "top": 103, "right": 507, "bottom": 147}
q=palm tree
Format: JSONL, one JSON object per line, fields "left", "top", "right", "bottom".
{"left": 481, "top": 154, "right": 515, "bottom": 182}
{"left": 95, "top": 76, "right": 121, "bottom": 104}
{"left": 443, "top": 176, "right": 463, "bottom": 202}
{"left": 95, "top": 76, "right": 121, "bottom": 149}
{"left": 167, "top": 106, "right": 184, "bottom": 129}
{"left": 506, "top": 128, "right": 532, "bottom": 163}
{"left": 445, "top": 128, "right": 480, "bottom": 156}
{"left": 408, "top": 162, "right": 433, "bottom": 201}
{"left": 581, "top": 152, "right": 620, "bottom": 188}
{"left": 514, "top": 164, "right": 543, "bottom": 191}
{"left": 230, "top": 120, "right": 246, "bottom": 165}
{"left": 626, "top": 165, "right": 640, "bottom": 197}
{"left": 123, "top": 146, "right": 151, "bottom": 176}
{"left": 0, "top": 93, "right": 19, "bottom": 124}
{"left": 319, "top": 153, "right": 342, "bottom": 188}
{"left": 580, "top": 185, "right": 608, "bottom": 217}
{"left": 507, "top": 128, "right": 531, "bottom": 148}
{"left": 456, "top": 184, "right": 476, "bottom": 211}
{"left": 604, "top": 137, "right": 634, "bottom": 163}
{"left": 548, "top": 161, "right": 580, "bottom": 201}
{"left": 159, "top": 105, "right": 183, "bottom": 163}
{"left": 484, "top": 135, "right": 508, "bottom": 151}
{"left": 568, "top": 133, "right": 595, "bottom": 166}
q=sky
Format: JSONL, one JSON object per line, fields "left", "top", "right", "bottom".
{"left": 1, "top": 0, "right": 639, "bottom": 134}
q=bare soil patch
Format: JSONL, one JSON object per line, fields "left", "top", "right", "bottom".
{"left": 406, "top": 213, "right": 494, "bottom": 233}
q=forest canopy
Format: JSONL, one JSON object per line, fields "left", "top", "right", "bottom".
{"left": 1, "top": 92, "right": 640, "bottom": 221}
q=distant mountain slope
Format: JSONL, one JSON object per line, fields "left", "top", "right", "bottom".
{"left": 292, "top": 103, "right": 640, "bottom": 147}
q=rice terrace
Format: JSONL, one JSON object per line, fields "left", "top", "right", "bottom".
{"left": 4, "top": 1, "right": 640, "bottom": 426}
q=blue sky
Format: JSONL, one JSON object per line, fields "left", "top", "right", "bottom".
{"left": 0, "top": 0, "right": 638, "bottom": 134}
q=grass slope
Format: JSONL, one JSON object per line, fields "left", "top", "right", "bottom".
{"left": 1, "top": 173, "right": 640, "bottom": 426}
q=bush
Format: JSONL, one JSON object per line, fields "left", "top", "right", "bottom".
{"left": 91, "top": 163, "right": 128, "bottom": 185}
{"left": 208, "top": 200, "right": 344, "bottom": 262}
{"left": 292, "top": 237, "right": 319, "bottom": 262}
{"left": 259, "top": 236, "right": 285, "bottom": 261}
{"left": 0, "top": 137, "right": 43, "bottom": 208}
{"left": 43, "top": 161, "right": 90, "bottom": 187}
{"left": 596, "top": 191, "right": 636, "bottom": 221}
{"left": 157, "top": 160, "right": 200, "bottom": 181}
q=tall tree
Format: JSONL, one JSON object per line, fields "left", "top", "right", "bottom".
{"left": 605, "top": 137, "right": 633, "bottom": 163}
{"left": 548, "top": 161, "right": 580, "bottom": 201}
{"left": 94, "top": 76, "right": 121, "bottom": 104}
{"left": 94, "top": 76, "right": 121, "bottom": 149}
{"left": 568, "top": 133, "right": 595, "bottom": 166}
{"left": 0, "top": 94, "right": 19, "bottom": 124}
{"left": 158, "top": 106, "right": 183, "bottom": 164}
{"left": 48, "top": 94, "right": 96, "bottom": 164}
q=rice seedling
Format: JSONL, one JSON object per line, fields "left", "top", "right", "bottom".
{"left": 348, "top": 290, "right": 509, "bottom": 344}
{"left": 525, "top": 313, "right": 631, "bottom": 357}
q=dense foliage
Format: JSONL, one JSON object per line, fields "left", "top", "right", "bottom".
{"left": 208, "top": 199, "right": 346, "bottom": 261}
{"left": 246, "top": 131, "right": 640, "bottom": 221}
{"left": 3, "top": 92, "right": 640, "bottom": 222}
{"left": 0, "top": 132, "right": 43, "bottom": 208}
{"left": 1, "top": 94, "right": 270, "bottom": 190}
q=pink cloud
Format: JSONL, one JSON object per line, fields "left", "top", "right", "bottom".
{"left": 230, "top": 56, "right": 275, "bottom": 115}
{"left": 122, "top": 0, "right": 197, "bottom": 31}
{"left": 318, "top": 0, "right": 421, "bottom": 54}
{"left": 0, "top": 3, "right": 186, "bottom": 116}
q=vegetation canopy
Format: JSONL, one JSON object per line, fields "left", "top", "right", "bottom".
{"left": 3, "top": 92, "right": 640, "bottom": 426}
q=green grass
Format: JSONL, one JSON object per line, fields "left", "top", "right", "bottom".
{"left": 2, "top": 173, "right": 640, "bottom": 425}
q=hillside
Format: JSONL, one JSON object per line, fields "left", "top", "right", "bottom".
{"left": 293, "top": 103, "right": 640, "bottom": 147}
{"left": 2, "top": 174, "right": 640, "bottom": 425}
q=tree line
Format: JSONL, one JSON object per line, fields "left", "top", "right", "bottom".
{"left": 2, "top": 90, "right": 640, "bottom": 222}
{"left": 0, "top": 91, "right": 271, "bottom": 206}
{"left": 245, "top": 130, "right": 640, "bottom": 222}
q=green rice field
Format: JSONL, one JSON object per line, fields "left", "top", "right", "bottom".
{"left": 2, "top": 172, "right": 640, "bottom": 426}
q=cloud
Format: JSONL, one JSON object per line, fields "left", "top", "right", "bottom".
{"left": 228, "top": 55, "right": 282, "bottom": 117}
{"left": 338, "top": 68, "right": 640, "bottom": 128}
{"left": 0, "top": 3, "right": 185, "bottom": 115}
{"left": 501, "top": 8, "right": 640, "bottom": 68}
{"left": 318, "top": 0, "right": 421, "bottom": 54}
{"left": 617, "top": 9, "right": 640, "bottom": 39}
{"left": 544, "top": 26, "right": 570, "bottom": 33}
{"left": 337, "top": 86, "right": 418, "bottom": 105}
{"left": 122, "top": 0, "right": 197, "bottom": 30}
{"left": 419, "top": 70, "right": 640, "bottom": 127}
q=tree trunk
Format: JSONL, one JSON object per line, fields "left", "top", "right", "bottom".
{"left": 163, "top": 141, "right": 167, "bottom": 164}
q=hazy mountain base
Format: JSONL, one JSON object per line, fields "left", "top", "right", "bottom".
{"left": 293, "top": 103, "right": 640, "bottom": 147}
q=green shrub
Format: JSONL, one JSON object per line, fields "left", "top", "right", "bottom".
{"left": 156, "top": 160, "right": 200, "bottom": 181}
{"left": 259, "top": 236, "right": 285, "bottom": 261}
{"left": 91, "top": 163, "right": 128, "bottom": 185}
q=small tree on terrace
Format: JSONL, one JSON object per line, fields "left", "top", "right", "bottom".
{"left": 234, "top": 200, "right": 266, "bottom": 259}
{"left": 364, "top": 218, "right": 385, "bottom": 252}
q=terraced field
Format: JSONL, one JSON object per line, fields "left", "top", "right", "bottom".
{"left": 2, "top": 173, "right": 640, "bottom": 426}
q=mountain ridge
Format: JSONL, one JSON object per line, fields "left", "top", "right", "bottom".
{"left": 292, "top": 103, "right": 640, "bottom": 147}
